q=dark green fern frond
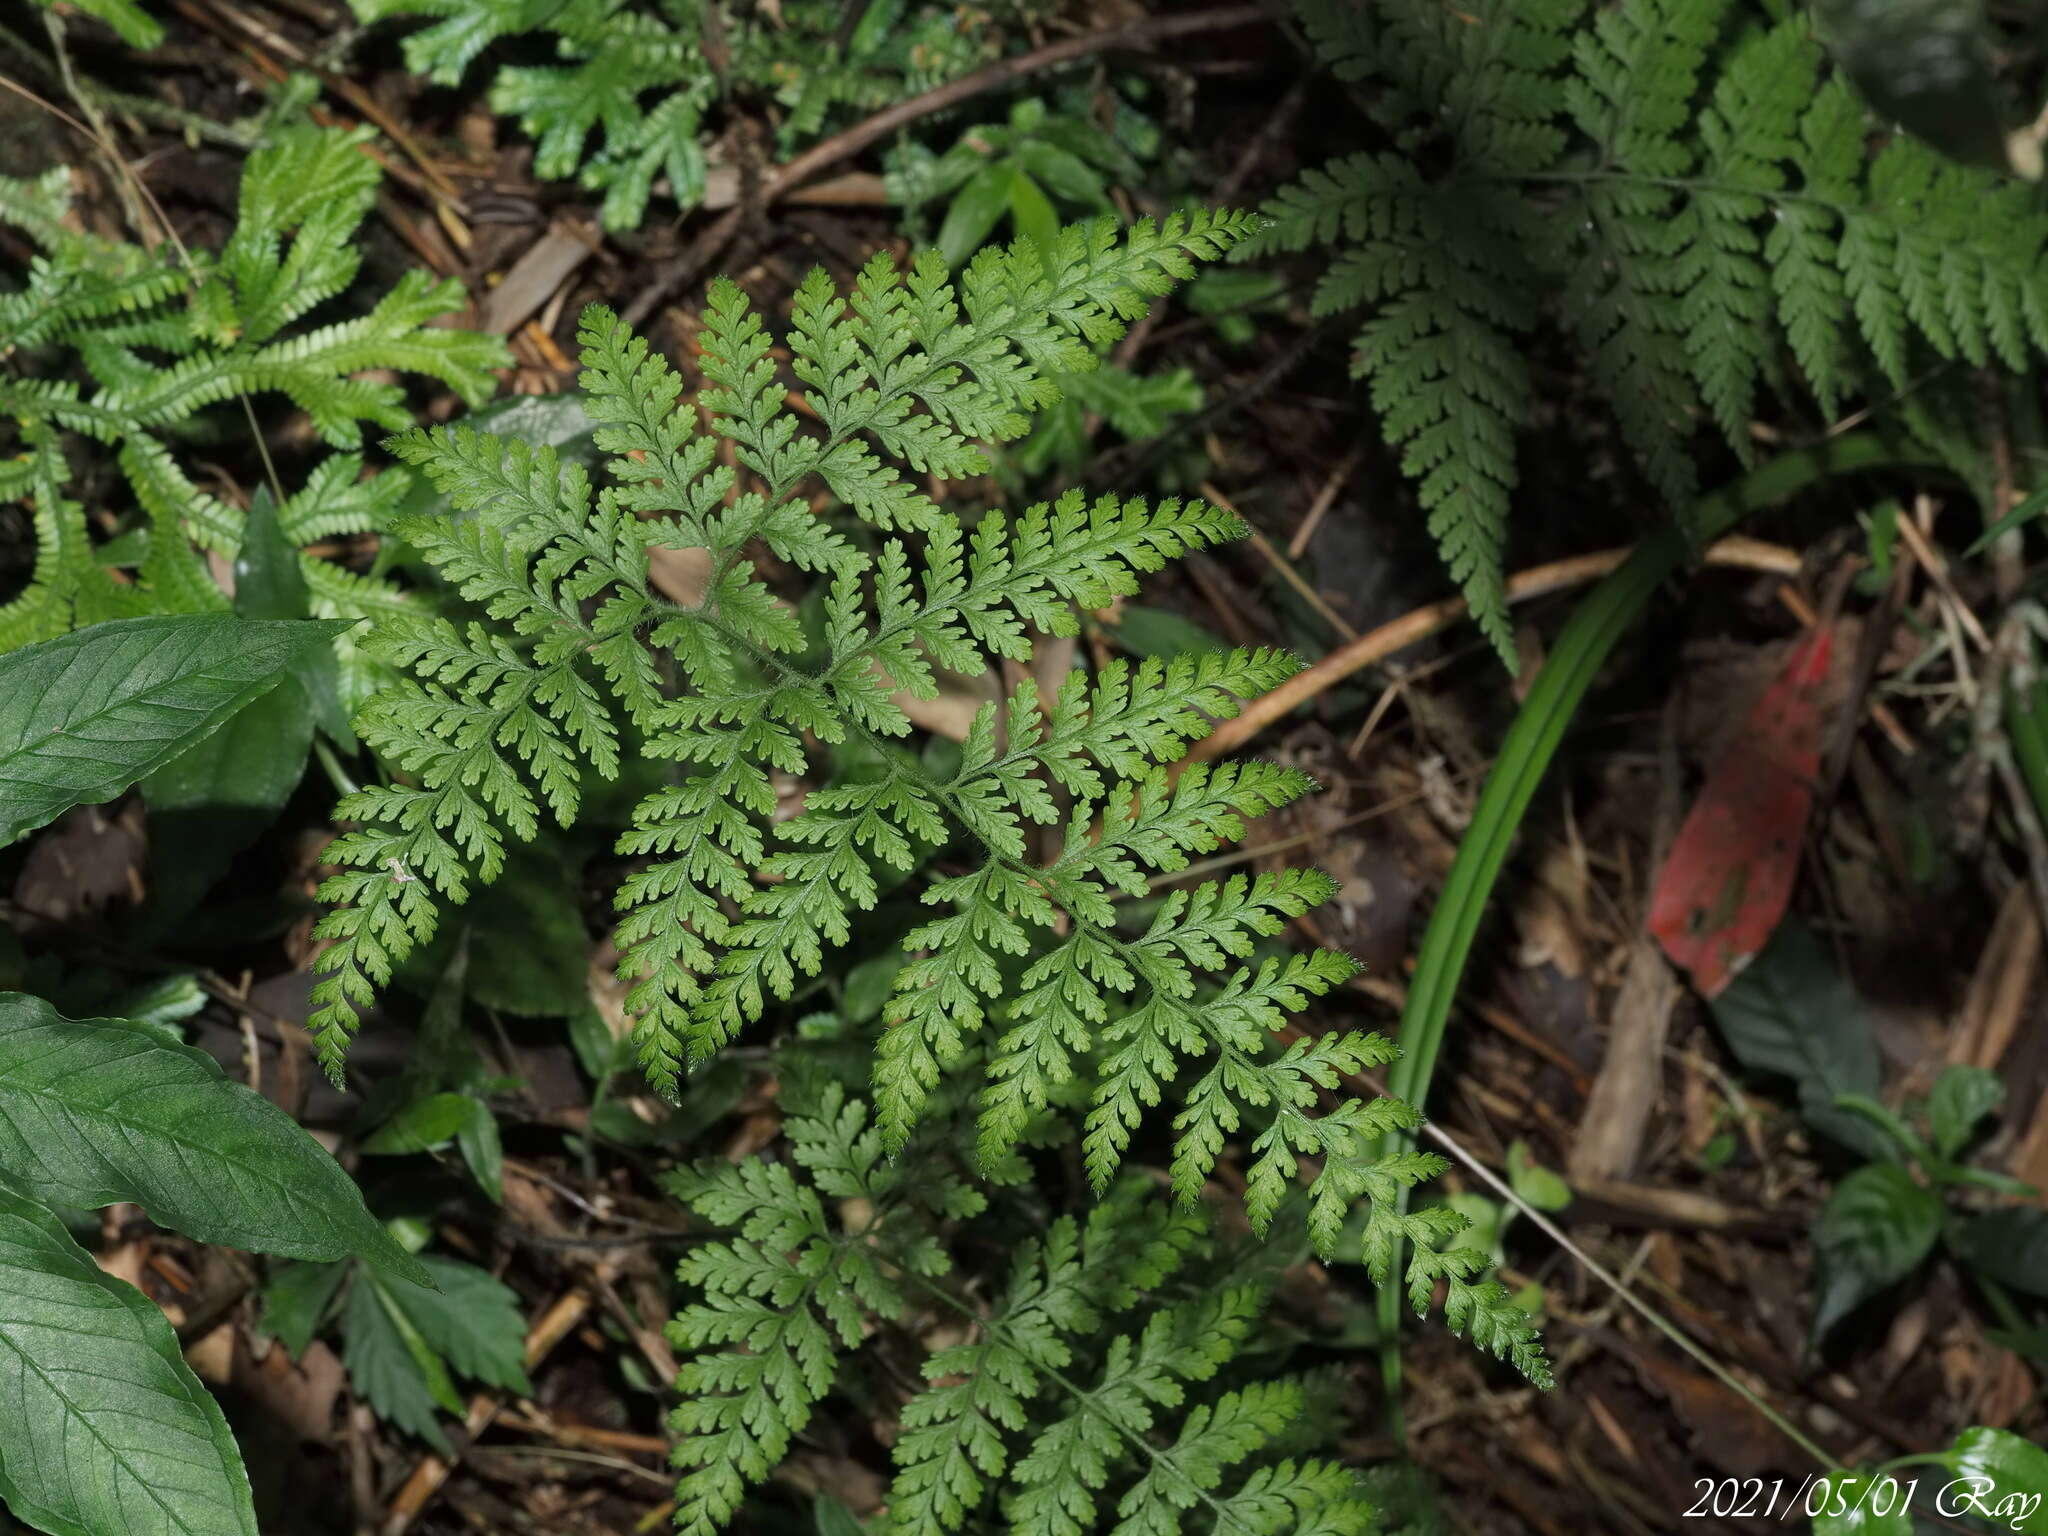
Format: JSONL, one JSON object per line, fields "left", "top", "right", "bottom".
{"left": 1256, "top": 0, "right": 2048, "bottom": 663}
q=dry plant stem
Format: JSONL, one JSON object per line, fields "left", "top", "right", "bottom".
{"left": 1201, "top": 480, "right": 1359, "bottom": 640}
{"left": 621, "top": 3, "right": 1265, "bottom": 326}
{"left": 1289, "top": 441, "right": 1366, "bottom": 559}
{"left": 380, "top": 1287, "right": 595, "bottom": 1536}
{"left": 1186, "top": 535, "right": 1802, "bottom": 766}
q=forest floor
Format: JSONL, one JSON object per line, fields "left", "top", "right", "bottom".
{"left": 2, "top": 2, "right": 2045, "bottom": 1533}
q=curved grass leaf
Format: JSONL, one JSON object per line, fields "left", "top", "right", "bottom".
{"left": 1367, "top": 434, "right": 1938, "bottom": 1427}
{"left": 0, "top": 614, "right": 350, "bottom": 848}
{"left": 0, "top": 993, "right": 427, "bottom": 1284}
{"left": 0, "top": 1170, "right": 256, "bottom": 1536}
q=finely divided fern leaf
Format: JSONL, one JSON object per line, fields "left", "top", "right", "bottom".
{"left": 1256, "top": 0, "right": 2048, "bottom": 662}
{"left": 0, "top": 127, "right": 508, "bottom": 696}
{"left": 348, "top": 0, "right": 1010, "bottom": 231}
{"left": 662, "top": 1098, "right": 1384, "bottom": 1536}
{"left": 307, "top": 212, "right": 1545, "bottom": 1389}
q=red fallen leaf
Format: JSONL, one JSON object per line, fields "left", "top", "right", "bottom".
{"left": 1650, "top": 623, "right": 1835, "bottom": 997}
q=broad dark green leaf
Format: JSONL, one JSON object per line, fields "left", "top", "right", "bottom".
{"left": 407, "top": 834, "right": 589, "bottom": 1016}
{"left": 1811, "top": 1163, "right": 1942, "bottom": 1345}
{"left": 1946, "top": 1426, "right": 2048, "bottom": 1533}
{"left": 0, "top": 614, "right": 347, "bottom": 848}
{"left": 0, "top": 1172, "right": 256, "bottom": 1536}
{"left": 138, "top": 672, "right": 314, "bottom": 916}
{"left": 231, "top": 490, "right": 309, "bottom": 623}
{"left": 1928, "top": 1064, "right": 2003, "bottom": 1159}
{"left": 360, "top": 1093, "right": 477, "bottom": 1155}
{"left": 234, "top": 490, "right": 350, "bottom": 746}
{"left": 1709, "top": 922, "right": 1893, "bottom": 1160}
{"left": 0, "top": 993, "right": 427, "bottom": 1284}
{"left": 141, "top": 677, "right": 313, "bottom": 819}
{"left": 813, "top": 1494, "right": 865, "bottom": 1536}
{"left": 938, "top": 162, "right": 1013, "bottom": 268}
{"left": 259, "top": 1260, "right": 348, "bottom": 1360}
{"left": 1815, "top": 0, "right": 2009, "bottom": 170}
{"left": 1811, "top": 1470, "right": 1913, "bottom": 1534}
{"left": 381, "top": 1256, "right": 531, "bottom": 1396}
{"left": 1949, "top": 1207, "right": 2048, "bottom": 1296}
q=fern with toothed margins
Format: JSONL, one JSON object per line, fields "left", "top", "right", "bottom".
{"left": 657, "top": 1083, "right": 1479, "bottom": 1535}
{"left": 0, "top": 124, "right": 507, "bottom": 701}
{"left": 309, "top": 210, "right": 1546, "bottom": 1392}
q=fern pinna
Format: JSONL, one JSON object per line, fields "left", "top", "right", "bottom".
{"left": 348, "top": 0, "right": 1017, "bottom": 231}
{"left": 1250, "top": 0, "right": 2048, "bottom": 661}
{"left": 662, "top": 1083, "right": 1383, "bottom": 1536}
{"left": 309, "top": 212, "right": 1547, "bottom": 1394}
{"left": 0, "top": 126, "right": 506, "bottom": 694}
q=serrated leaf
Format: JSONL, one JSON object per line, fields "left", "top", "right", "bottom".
{"left": 379, "top": 1255, "right": 532, "bottom": 1396}
{"left": 0, "top": 1170, "right": 257, "bottom": 1536}
{"left": 343, "top": 1272, "right": 456, "bottom": 1453}
{"left": 0, "top": 615, "right": 349, "bottom": 848}
{"left": 1810, "top": 1162, "right": 1942, "bottom": 1346}
{"left": 0, "top": 993, "right": 428, "bottom": 1283}
{"left": 260, "top": 1259, "right": 348, "bottom": 1360}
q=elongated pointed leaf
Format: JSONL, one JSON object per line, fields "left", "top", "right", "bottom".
{"left": 1811, "top": 1162, "right": 1942, "bottom": 1346}
{"left": 0, "top": 614, "right": 349, "bottom": 848}
{"left": 0, "top": 994, "right": 427, "bottom": 1284}
{"left": 0, "top": 1171, "right": 256, "bottom": 1536}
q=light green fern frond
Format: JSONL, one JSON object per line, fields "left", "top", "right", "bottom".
{"left": 311, "top": 210, "right": 1262, "bottom": 1076}
{"left": 663, "top": 1107, "right": 1379, "bottom": 1536}
{"left": 311, "top": 212, "right": 1548, "bottom": 1395}
{"left": 660, "top": 1085, "right": 981, "bottom": 1536}
{"left": 350, "top": 0, "right": 1010, "bottom": 231}
{"left": 0, "top": 124, "right": 508, "bottom": 674}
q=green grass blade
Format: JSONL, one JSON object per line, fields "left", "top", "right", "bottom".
{"left": 1372, "top": 432, "right": 1935, "bottom": 1429}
